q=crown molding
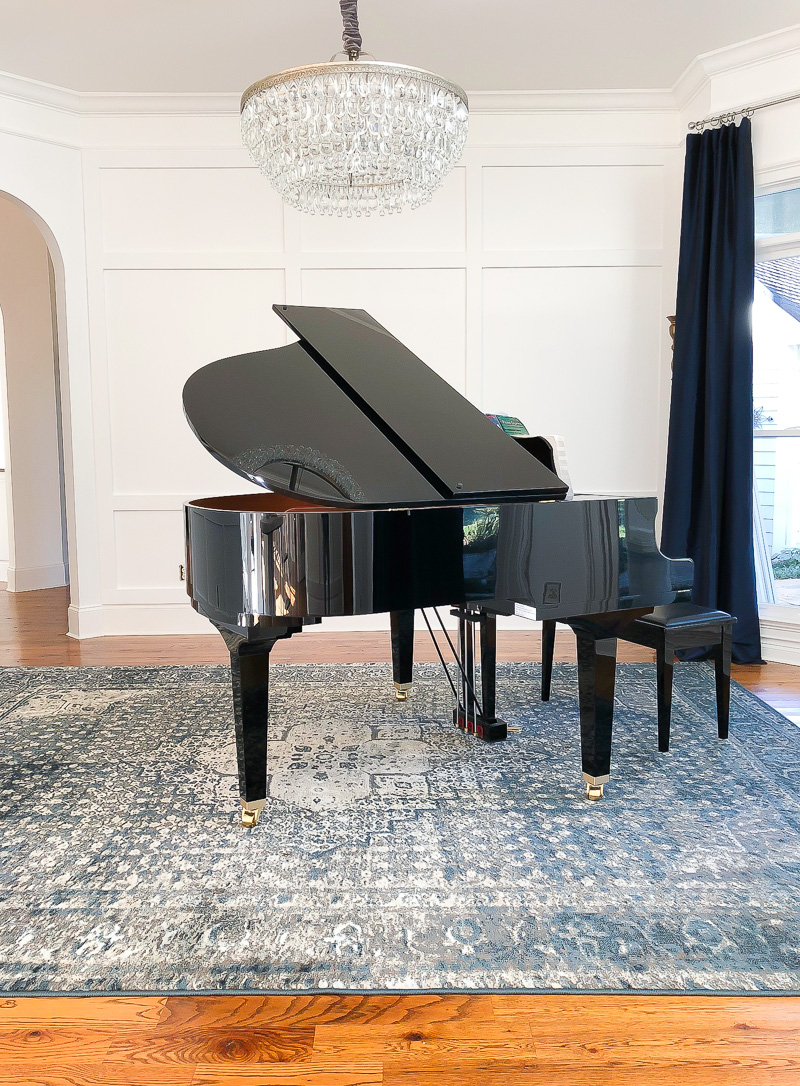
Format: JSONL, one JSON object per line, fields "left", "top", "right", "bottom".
{"left": 697, "top": 21, "right": 800, "bottom": 77}
{"left": 671, "top": 58, "right": 710, "bottom": 114}
{"left": 0, "top": 22, "right": 799, "bottom": 120}
{"left": 467, "top": 89, "right": 675, "bottom": 114}
{"left": 672, "top": 21, "right": 800, "bottom": 112}
{"left": 0, "top": 70, "right": 79, "bottom": 113}
{"left": 79, "top": 91, "right": 240, "bottom": 116}
{"left": 0, "top": 74, "right": 678, "bottom": 117}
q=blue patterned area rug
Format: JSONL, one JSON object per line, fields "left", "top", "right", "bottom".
{"left": 0, "top": 661, "right": 798, "bottom": 995}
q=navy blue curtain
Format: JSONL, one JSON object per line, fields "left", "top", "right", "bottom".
{"left": 661, "top": 118, "right": 762, "bottom": 664}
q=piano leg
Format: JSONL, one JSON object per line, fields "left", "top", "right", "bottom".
{"left": 390, "top": 609, "right": 414, "bottom": 700}
{"left": 565, "top": 610, "right": 649, "bottom": 799}
{"left": 215, "top": 624, "right": 298, "bottom": 827}
{"left": 572, "top": 630, "right": 618, "bottom": 801}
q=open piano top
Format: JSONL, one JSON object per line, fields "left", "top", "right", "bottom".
{"left": 183, "top": 305, "right": 568, "bottom": 509}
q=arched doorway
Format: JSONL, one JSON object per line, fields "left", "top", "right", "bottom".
{"left": 0, "top": 195, "right": 69, "bottom": 597}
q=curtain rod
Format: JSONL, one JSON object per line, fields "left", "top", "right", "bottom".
{"left": 688, "top": 89, "right": 800, "bottom": 132}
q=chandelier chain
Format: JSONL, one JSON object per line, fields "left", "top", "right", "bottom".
{"left": 339, "top": 0, "right": 363, "bottom": 58}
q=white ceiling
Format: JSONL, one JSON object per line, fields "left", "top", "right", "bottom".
{"left": 0, "top": 0, "right": 798, "bottom": 94}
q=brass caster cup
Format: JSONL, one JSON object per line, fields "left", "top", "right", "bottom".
{"left": 394, "top": 682, "right": 411, "bottom": 702}
{"left": 240, "top": 806, "right": 262, "bottom": 828}
{"left": 585, "top": 782, "right": 604, "bottom": 802}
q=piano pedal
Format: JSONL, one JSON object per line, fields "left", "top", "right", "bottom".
{"left": 394, "top": 681, "right": 412, "bottom": 702}
{"left": 453, "top": 709, "right": 507, "bottom": 742}
{"left": 240, "top": 800, "right": 266, "bottom": 828}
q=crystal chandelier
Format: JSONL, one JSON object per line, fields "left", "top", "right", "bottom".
{"left": 240, "top": 0, "right": 469, "bottom": 216}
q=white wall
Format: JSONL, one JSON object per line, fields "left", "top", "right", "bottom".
{"left": 77, "top": 109, "right": 678, "bottom": 634}
{"left": 0, "top": 96, "right": 101, "bottom": 636}
{"left": 0, "top": 25, "right": 798, "bottom": 641}
{"left": 0, "top": 305, "right": 8, "bottom": 579}
{"left": 0, "top": 198, "right": 66, "bottom": 590}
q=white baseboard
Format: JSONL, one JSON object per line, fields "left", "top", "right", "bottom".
{"left": 0, "top": 560, "right": 8, "bottom": 581}
{"left": 7, "top": 563, "right": 68, "bottom": 592}
{"left": 84, "top": 604, "right": 543, "bottom": 637}
{"left": 72, "top": 606, "right": 800, "bottom": 656}
{"left": 760, "top": 619, "right": 800, "bottom": 666}
{"left": 67, "top": 604, "right": 105, "bottom": 640}
{"left": 100, "top": 603, "right": 213, "bottom": 636}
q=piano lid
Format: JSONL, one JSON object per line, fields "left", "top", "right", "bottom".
{"left": 183, "top": 305, "right": 568, "bottom": 508}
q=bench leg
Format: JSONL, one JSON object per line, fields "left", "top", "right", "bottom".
{"left": 541, "top": 619, "right": 556, "bottom": 701}
{"left": 656, "top": 636, "right": 674, "bottom": 753}
{"left": 714, "top": 625, "right": 732, "bottom": 740}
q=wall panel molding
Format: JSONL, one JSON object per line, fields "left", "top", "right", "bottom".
{"left": 78, "top": 133, "right": 674, "bottom": 632}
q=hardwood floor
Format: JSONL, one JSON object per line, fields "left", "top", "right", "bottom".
{"left": 2, "top": 993, "right": 800, "bottom": 1085}
{"left": 1, "top": 585, "right": 800, "bottom": 1085}
{"left": 1, "top": 586, "right": 797, "bottom": 717}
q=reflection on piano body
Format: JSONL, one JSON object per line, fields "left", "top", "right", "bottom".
{"left": 183, "top": 306, "right": 692, "bottom": 825}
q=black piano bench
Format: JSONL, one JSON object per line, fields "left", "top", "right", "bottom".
{"left": 541, "top": 603, "right": 736, "bottom": 753}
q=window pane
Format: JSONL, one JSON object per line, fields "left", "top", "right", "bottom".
{"left": 756, "top": 186, "right": 800, "bottom": 239}
{"left": 753, "top": 256, "right": 800, "bottom": 607}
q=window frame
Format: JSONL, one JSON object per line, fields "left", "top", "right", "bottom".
{"left": 754, "top": 179, "right": 800, "bottom": 626}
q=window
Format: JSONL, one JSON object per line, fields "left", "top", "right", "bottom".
{"left": 756, "top": 187, "right": 800, "bottom": 239}
{"left": 753, "top": 186, "right": 800, "bottom": 609}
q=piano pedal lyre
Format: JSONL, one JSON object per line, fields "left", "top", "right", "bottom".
{"left": 240, "top": 799, "right": 266, "bottom": 828}
{"left": 394, "top": 681, "right": 412, "bottom": 702}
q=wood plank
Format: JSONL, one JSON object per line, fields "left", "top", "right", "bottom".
{"left": 106, "top": 1025, "right": 314, "bottom": 1065}
{"left": 0, "top": 1063, "right": 195, "bottom": 1085}
{"left": 192, "top": 1064, "right": 383, "bottom": 1086}
{"left": 0, "top": 1028, "right": 115, "bottom": 1064}
{"left": 491, "top": 994, "right": 800, "bottom": 1033}
{"left": 0, "top": 997, "right": 165, "bottom": 1029}
{"left": 381, "top": 1062, "right": 800, "bottom": 1086}
{"left": 312, "top": 1018, "right": 536, "bottom": 1062}
{"left": 160, "top": 994, "right": 483, "bottom": 1031}
{"left": 0, "top": 1024, "right": 318, "bottom": 1069}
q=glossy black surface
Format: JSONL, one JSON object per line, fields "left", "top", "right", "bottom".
{"left": 272, "top": 305, "right": 569, "bottom": 501}
{"left": 450, "top": 609, "right": 506, "bottom": 742}
{"left": 540, "top": 606, "right": 733, "bottom": 773}
{"left": 183, "top": 305, "right": 691, "bottom": 807}
{"left": 572, "top": 631, "right": 618, "bottom": 783}
{"left": 540, "top": 619, "right": 556, "bottom": 702}
{"left": 390, "top": 610, "right": 414, "bottom": 687}
{"left": 185, "top": 496, "right": 693, "bottom": 626}
{"left": 216, "top": 622, "right": 300, "bottom": 805}
{"left": 612, "top": 605, "right": 735, "bottom": 751}
{"left": 186, "top": 491, "right": 694, "bottom": 805}
{"left": 478, "top": 612, "right": 498, "bottom": 725}
{"left": 183, "top": 342, "right": 443, "bottom": 506}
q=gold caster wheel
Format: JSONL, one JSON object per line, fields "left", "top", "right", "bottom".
{"left": 240, "top": 802, "right": 265, "bottom": 828}
{"left": 394, "top": 682, "right": 411, "bottom": 702}
{"left": 585, "top": 782, "right": 604, "bottom": 801}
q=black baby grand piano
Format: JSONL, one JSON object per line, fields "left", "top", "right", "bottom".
{"left": 183, "top": 305, "right": 692, "bottom": 826}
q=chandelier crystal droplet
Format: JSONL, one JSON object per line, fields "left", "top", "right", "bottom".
{"left": 240, "top": 1, "right": 469, "bottom": 216}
